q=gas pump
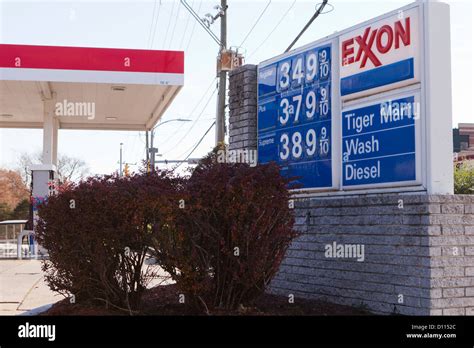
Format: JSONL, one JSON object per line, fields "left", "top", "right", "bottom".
{"left": 19, "top": 164, "right": 56, "bottom": 259}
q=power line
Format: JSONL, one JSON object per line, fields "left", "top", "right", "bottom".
{"left": 157, "top": 78, "right": 217, "bottom": 153}
{"left": 162, "top": 82, "right": 217, "bottom": 156}
{"left": 285, "top": 0, "right": 329, "bottom": 52}
{"left": 247, "top": 0, "right": 297, "bottom": 60}
{"left": 149, "top": 1, "right": 163, "bottom": 49}
{"left": 168, "top": 0, "right": 182, "bottom": 49}
{"left": 174, "top": 86, "right": 217, "bottom": 151}
{"left": 184, "top": 0, "right": 203, "bottom": 51}
{"left": 172, "top": 120, "right": 215, "bottom": 172}
{"left": 238, "top": 0, "right": 272, "bottom": 48}
{"left": 179, "top": 0, "right": 194, "bottom": 49}
{"left": 147, "top": 0, "right": 158, "bottom": 48}
{"left": 180, "top": 0, "right": 221, "bottom": 46}
{"left": 183, "top": 121, "right": 215, "bottom": 161}
{"left": 162, "top": 1, "right": 176, "bottom": 49}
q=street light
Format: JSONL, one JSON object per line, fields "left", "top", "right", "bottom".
{"left": 152, "top": 118, "right": 192, "bottom": 131}
{"left": 149, "top": 118, "right": 192, "bottom": 171}
{"left": 119, "top": 142, "right": 124, "bottom": 176}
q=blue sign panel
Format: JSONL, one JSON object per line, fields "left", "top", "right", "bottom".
{"left": 258, "top": 44, "right": 332, "bottom": 190}
{"left": 340, "top": 58, "right": 415, "bottom": 96}
{"left": 342, "top": 95, "right": 417, "bottom": 187}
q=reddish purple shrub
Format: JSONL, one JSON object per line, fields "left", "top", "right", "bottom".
{"left": 36, "top": 172, "right": 179, "bottom": 313}
{"left": 152, "top": 150, "right": 297, "bottom": 311}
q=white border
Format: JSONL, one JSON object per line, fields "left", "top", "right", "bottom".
{"left": 0, "top": 68, "right": 184, "bottom": 86}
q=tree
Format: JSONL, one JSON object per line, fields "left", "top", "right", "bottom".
{"left": 17, "top": 152, "right": 89, "bottom": 185}
{"left": 0, "top": 169, "right": 29, "bottom": 211}
{"left": 152, "top": 147, "right": 297, "bottom": 311}
{"left": 123, "top": 163, "right": 130, "bottom": 177}
{"left": 0, "top": 203, "right": 11, "bottom": 221}
{"left": 454, "top": 163, "right": 474, "bottom": 194}
{"left": 11, "top": 199, "right": 30, "bottom": 220}
{"left": 56, "top": 155, "right": 89, "bottom": 183}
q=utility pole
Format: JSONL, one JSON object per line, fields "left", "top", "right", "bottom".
{"left": 216, "top": 0, "right": 227, "bottom": 145}
{"left": 180, "top": 0, "right": 238, "bottom": 145}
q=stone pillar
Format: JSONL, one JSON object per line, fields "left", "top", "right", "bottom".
{"left": 228, "top": 65, "right": 257, "bottom": 152}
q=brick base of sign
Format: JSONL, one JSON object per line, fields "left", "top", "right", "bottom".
{"left": 268, "top": 194, "right": 474, "bottom": 315}
{"left": 228, "top": 64, "right": 474, "bottom": 315}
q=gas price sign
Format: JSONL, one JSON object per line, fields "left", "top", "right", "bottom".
{"left": 256, "top": 2, "right": 453, "bottom": 195}
{"left": 257, "top": 44, "right": 333, "bottom": 189}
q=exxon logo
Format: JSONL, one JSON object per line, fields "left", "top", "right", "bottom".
{"left": 341, "top": 17, "right": 411, "bottom": 68}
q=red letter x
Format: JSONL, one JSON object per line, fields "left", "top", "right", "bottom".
{"left": 355, "top": 27, "right": 382, "bottom": 68}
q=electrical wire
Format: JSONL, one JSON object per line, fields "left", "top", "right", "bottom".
{"left": 184, "top": 0, "right": 204, "bottom": 51}
{"left": 179, "top": 0, "right": 194, "bottom": 49}
{"left": 247, "top": 0, "right": 297, "bottom": 60}
{"left": 162, "top": 1, "right": 176, "bottom": 49}
{"left": 239, "top": 0, "right": 272, "bottom": 48}
{"left": 285, "top": 0, "right": 328, "bottom": 52}
{"left": 162, "top": 83, "right": 217, "bottom": 156}
{"left": 180, "top": 0, "right": 221, "bottom": 46}
{"left": 157, "top": 77, "right": 217, "bottom": 153}
{"left": 171, "top": 120, "right": 215, "bottom": 172}
{"left": 147, "top": 0, "right": 158, "bottom": 48}
{"left": 149, "top": 1, "right": 163, "bottom": 49}
{"left": 168, "top": 0, "right": 182, "bottom": 49}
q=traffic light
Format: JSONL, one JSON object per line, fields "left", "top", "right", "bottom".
{"left": 124, "top": 163, "right": 130, "bottom": 177}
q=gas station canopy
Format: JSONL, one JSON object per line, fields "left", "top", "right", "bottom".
{"left": 0, "top": 44, "right": 184, "bottom": 130}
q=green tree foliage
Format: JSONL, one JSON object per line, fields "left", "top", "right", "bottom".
{"left": 11, "top": 199, "right": 30, "bottom": 220}
{"left": 0, "top": 203, "right": 11, "bottom": 221}
{"left": 454, "top": 163, "right": 474, "bottom": 194}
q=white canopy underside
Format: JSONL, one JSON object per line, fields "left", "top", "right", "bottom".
{"left": 0, "top": 79, "right": 182, "bottom": 131}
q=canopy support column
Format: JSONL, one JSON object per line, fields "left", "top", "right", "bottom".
{"left": 52, "top": 117, "right": 58, "bottom": 167}
{"left": 42, "top": 99, "right": 56, "bottom": 165}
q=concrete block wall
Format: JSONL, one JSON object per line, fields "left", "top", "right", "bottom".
{"left": 269, "top": 194, "right": 474, "bottom": 315}
{"left": 228, "top": 64, "right": 474, "bottom": 315}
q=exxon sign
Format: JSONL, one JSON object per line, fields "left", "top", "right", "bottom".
{"left": 339, "top": 7, "right": 420, "bottom": 99}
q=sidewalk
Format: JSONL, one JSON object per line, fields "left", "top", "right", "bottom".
{"left": 0, "top": 259, "right": 62, "bottom": 315}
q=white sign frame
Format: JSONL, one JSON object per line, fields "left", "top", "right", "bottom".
{"left": 257, "top": 1, "right": 453, "bottom": 196}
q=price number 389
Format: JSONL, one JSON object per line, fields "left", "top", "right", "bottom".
{"left": 279, "top": 127, "right": 329, "bottom": 161}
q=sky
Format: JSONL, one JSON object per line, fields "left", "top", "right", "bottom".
{"left": 0, "top": 0, "right": 472, "bottom": 176}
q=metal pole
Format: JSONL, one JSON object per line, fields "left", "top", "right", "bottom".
{"left": 119, "top": 143, "right": 123, "bottom": 176}
{"left": 150, "top": 130, "right": 155, "bottom": 172}
{"left": 145, "top": 130, "right": 149, "bottom": 164}
{"left": 216, "top": 0, "right": 227, "bottom": 145}
{"left": 147, "top": 119, "right": 191, "bottom": 172}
